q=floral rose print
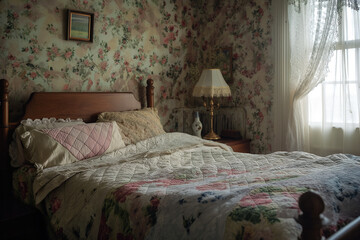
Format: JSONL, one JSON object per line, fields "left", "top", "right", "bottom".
{"left": 145, "top": 196, "right": 161, "bottom": 226}
{"left": 1, "top": 0, "right": 273, "bottom": 153}
{"left": 113, "top": 181, "right": 153, "bottom": 203}
{"left": 239, "top": 192, "right": 273, "bottom": 207}
{"left": 196, "top": 182, "right": 228, "bottom": 191}
{"left": 50, "top": 196, "right": 61, "bottom": 214}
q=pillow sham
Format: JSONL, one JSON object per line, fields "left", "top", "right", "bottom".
{"left": 20, "top": 121, "right": 125, "bottom": 169}
{"left": 10, "top": 118, "right": 84, "bottom": 168}
{"left": 97, "top": 108, "right": 165, "bottom": 145}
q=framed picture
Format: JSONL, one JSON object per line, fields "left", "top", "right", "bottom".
{"left": 67, "top": 10, "right": 94, "bottom": 42}
{"left": 203, "top": 47, "right": 233, "bottom": 84}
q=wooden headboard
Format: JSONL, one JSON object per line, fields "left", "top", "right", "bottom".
{"left": 0, "top": 78, "right": 154, "bottom": 195}
{"left": 23, "top": 92, "right": 141, "bottom": 122}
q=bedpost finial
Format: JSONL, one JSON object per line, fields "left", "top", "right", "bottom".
{"left": 147, "top": 78, "right": 154, "bottom": 87}
{"left": 146, "top": 78, "right": 154, "bottom": 108}
{"left": 299, "top": 191, "right": 325, "bottom": 217}
{"left": 0, "top": 79, "right": 9, "bottom": 93}
{"left": 297, "top": 191, "right": 327, "bottom": 240}
{"left": 1, "top": 79, "right": 9, "bottom": 102}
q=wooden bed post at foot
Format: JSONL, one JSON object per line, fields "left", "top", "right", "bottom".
{"left": 297, "top": 191, "right": 360, "bottom": 239}
{"left": 297, "top": 191, "right": 327, "bottom": 240}
{"left": 146, "top": 79, "right": 154, "bottom": 108}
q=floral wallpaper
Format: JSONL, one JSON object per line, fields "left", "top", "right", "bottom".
{"left": 0, "top": 0, "right": 273, "bottom": 153}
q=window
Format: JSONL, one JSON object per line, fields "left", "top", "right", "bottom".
{"left": 308, "top": 7, "right": 360, "bottom": 128}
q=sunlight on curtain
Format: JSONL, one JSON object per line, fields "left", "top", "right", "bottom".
{"left": 308, "top": 7, "right": 360, "bottom": 155}
{"left": 286, "top": 0, "right": 339, "bottom": 152}
{"left": 273, "top": 0, "right": 360, "bottom": 154}
{"left": 272, "top": 0, "right": 290, "bottom": 151}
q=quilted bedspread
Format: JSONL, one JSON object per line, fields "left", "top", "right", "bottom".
{"left": 31, "top": 133, "right": 360, "bottom": 240}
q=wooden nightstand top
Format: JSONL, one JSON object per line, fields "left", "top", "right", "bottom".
{"left": 215, "top": 138, "right": 251, "bottom": 153}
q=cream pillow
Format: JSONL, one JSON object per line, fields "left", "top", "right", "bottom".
{"left": 10, "top": 118, "right": 84, "bottom": 167}
{"left": 20, "top": 121, "right": 125, "bottom": 169}
{"left": 97, "top": 108, "right": 165, "bottom": 145}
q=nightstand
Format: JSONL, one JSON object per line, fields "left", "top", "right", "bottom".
{"left": 215, "top": 138, "right": 251, "bottom": 153}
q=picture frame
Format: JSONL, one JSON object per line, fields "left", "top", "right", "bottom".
{"left": 67, "top": 10, "right": 94, "bottom": 42}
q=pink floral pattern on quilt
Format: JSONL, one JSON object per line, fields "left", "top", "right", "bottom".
{"left": 41, "top": 122, "right": 113, "bottom": 160}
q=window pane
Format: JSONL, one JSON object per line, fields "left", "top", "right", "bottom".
{"left": 323, "top": 82, "right": 343, "bottom": 124}
{"left": 326, "top": 49, "right": 357, "bottom": 83}
{"left": 346, "top": 49, "right": 357, "bottom": 81}
{"left": 343, "top": 7, "right": 360, "bottom": 41}
{"left": 308, "top": 84, "right": 323, "bottom": 123}
{"left": 309, "top": 6, "right": 360, "bottom": 128}
{"left": 346, "top": 83, "right": 359, "bottom": 123}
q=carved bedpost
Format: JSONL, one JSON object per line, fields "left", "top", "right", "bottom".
{"left": 0, "top": 79, "right": 11, "bottom": 199}
{"left": 146, "top": 79, "right": 154, "bottom": 108}
{"left": 0, "top": 79, "right": 9, "bottom": 149}
{"left": 297, "top": 191, "right": 327, "bottom": 240}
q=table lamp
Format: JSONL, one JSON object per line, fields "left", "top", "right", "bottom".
{"left": 192, "top": 69, "right": 231, "bottom": 140}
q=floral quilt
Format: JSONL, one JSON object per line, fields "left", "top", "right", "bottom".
{"left": 24, "top": 133, "right": 360, "bottom": 239}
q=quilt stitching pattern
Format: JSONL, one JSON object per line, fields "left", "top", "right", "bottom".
{"left": 31, "top": 133, "right": 360, "bottom": 240}
{"left": 42, "top": 122, "right": 113, "bottom": 160}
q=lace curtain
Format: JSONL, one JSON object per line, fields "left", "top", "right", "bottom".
{"left": 273, "top": 0, "right": 359, "bottom": 153}
{"left": 287, "top": 0, "right": 340, "bottom": 151}
{"left": 289, "top": 0, "right": 359, "bottom": 12}
{"left": 307, "top": 6, "right": 360, "bottom": 155}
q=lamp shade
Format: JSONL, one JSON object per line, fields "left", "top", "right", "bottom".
{"left": 192, "top": 69, "right": 231, "bottom": 97}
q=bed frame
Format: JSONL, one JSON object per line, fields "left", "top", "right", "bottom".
{"left": 0, "top": 79, "right": 359, "bottom": 239}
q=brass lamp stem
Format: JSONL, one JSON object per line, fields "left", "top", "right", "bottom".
{"left": 203, "top": 97, "right": 221, "bottom": 140}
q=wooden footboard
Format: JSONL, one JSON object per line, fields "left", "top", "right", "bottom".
{"left": 297, "top": 191, "right": 360, "bottom": 239}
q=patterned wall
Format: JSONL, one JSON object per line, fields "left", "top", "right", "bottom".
{"left": 0, "top": 0, "right": 273, "bottom": 153}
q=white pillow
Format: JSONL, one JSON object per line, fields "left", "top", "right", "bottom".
{"left": 9, "top": 118, "right": 84, "bottom": 167}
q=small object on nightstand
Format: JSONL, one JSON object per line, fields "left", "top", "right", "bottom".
{"left": 192, "top": 111, "right": 203, "bottom": 138}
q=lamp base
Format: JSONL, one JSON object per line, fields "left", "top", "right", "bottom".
{"left": 203, "top": 130, "right": 221, "bottom": 140}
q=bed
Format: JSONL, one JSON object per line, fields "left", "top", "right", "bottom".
{"left": 1, "top": 78, "right": 360, "bottom": 239}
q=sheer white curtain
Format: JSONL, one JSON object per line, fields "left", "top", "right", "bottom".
{"left": 272, "top": 0, "right": 290, "bottom": 151}
{"left": 287, "top": 0, "right": 339, "bottom": 152}
{"left": 273, "top": 0, "right": 360, "bottom": 155}
{"left": 308, "top": 6, "right": 360, "bottom": 155}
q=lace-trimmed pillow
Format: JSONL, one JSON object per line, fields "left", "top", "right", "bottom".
{"left": 20, "top": 121, "right": 125, "bottom": 169}
{"left": 97, "top": 108, "right": 165, "bottom": 145}
{"left": 10, "top": 118, "right": 84, "bottom": 168}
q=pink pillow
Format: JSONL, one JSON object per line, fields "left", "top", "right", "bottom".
{"left": 20, "top": 122, "right": 125, "bottom": 169}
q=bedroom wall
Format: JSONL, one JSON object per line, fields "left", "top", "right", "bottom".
{"left": 0, "top": 0, "right": 273, "bottom": 153}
